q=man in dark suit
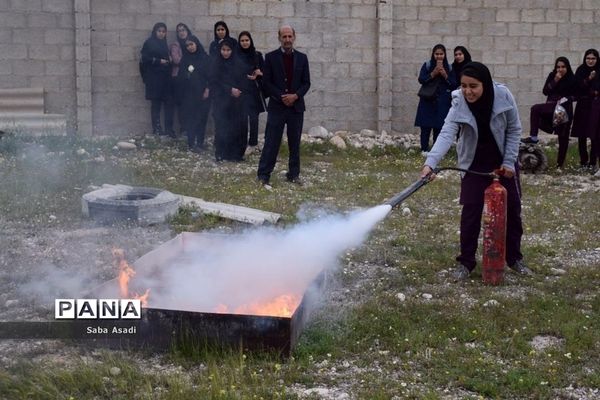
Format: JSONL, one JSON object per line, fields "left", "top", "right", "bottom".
{"left": 257, "top": 25, "right": 311, "bottom": 187}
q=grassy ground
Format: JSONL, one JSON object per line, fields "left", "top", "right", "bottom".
{"left": 0, "top": 133, "right": 598, "bottom": 399}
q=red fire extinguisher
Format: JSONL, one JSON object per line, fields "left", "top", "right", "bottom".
{"left": 482, "top": 172, "right": 507, "bottom": 285}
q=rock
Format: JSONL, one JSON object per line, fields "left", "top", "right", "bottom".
{"left": 550, "top": 267, "right": 566, "bottom": 275}
{"left": 529, "top": 335, "right": 565, "bottom": 351}
{"left": 422, "top": 293, "right": 432, "bottom": 300}
{"left": 360, "top": 128, "right": 377, "bottom": 137}
{"left": 93, "top": 155, "right": 105, "bottom": 163}
{"left": 109, "top": 367, "right": 121, "bottom": 376}
{"left": 308, "top": 126, "right": 331, "bottom": 139}
{"left": 117, "top": 141, "right": 137, "bottom": 151}
{"left": 396, "top": 293, "right": 406, "bottom": 302}
{"left": 334, "top": 130, "right": 350, "bottom": 138}
{"left": 48, "top": 215, "right": 57, "bottom": 222}
{"left": 76, "top": 148, "right": 87, "bottom": 156}
{"left": 483, "top": 299, "right": 500, "bottom": 307}
{"left": 4, "top": 299, "right": 18, "bottom": 308}
{"left": 402, "top": 207, "right": 411, "bottom": 216}
{"left": 329, "top": 135, "right": 347, "bottom": 149}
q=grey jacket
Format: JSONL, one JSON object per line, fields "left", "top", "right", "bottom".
{"left": 425, "top": 82, "right": 522, "bottom": 172}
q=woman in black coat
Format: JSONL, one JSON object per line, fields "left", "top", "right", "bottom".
{"left": 210, "top": 38, "right": 246, "bottom": 162}
{"left": 140, "top": 22, "right": 171, "bottom": 135}
{"left": 571, "top": 49, "right": 600, "bottom": 168}
{"left": 237, "top": 31, "right": 266, "bottom": 150}
{"left": 177, "top": 35, "right": 211, "bottom": 152}
{"left": 523, "top": 57, "right": 576, "bottom": 169}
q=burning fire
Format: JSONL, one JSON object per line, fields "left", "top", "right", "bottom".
{"left": 215, "top": 294, "right": 301, "bottom": 318}
{"left": 112, "top": 248, "right": 150, "bottom": 307}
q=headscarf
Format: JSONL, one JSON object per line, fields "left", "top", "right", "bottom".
{"left": 452, "top": 46, "right": 472, "bottom": 79}
{"left": 181, "top": 35, "right": 205, "bottom": 66}
{"left": 213, "top": 21, "right": 231, "bottom": 41}
{"left": 176, "top": 23, "right": 202, "bottom": 56}
{"left": 238, "top": 31, "right": 256, "bottom": 55}
{"left": 461, "top": 62, "right": 495, "bottom": 141}
{"left": 428, "top": 44, "right": 451, "bottom": 74}
{"left": 546, "top": 57, "right": 576, "bottom": 96}
{"left": 576, "top": 49, "right": 600, "bottom": 76}
{"left": 143, "top": 22, "right": 169, "bottom": 61}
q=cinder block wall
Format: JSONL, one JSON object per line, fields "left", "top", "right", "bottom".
{"left": 0, "top": 0, "right": 76, "bottom": 129}
{"left": 0, "top": 1, "right": 598, "bottom": 137}
{"left": 391, "top": 0, "right": 599, "bottom": 134}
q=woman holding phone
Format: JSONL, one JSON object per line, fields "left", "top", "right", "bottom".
{"left": 414, "top": 44, "right": 457, "bottom": 153}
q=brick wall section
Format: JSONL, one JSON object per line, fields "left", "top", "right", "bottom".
{"left": 0, "top": 0, "right": 76, "bottom": 130}
{"left": 0, "top": 1, "right": 599, "bottom": 136}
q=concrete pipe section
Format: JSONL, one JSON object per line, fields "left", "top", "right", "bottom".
{"left": 82, "top": 184, "right": 180, "bottom": 225}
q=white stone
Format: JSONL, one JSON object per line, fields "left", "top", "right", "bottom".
{"left": 109, "top": 367, "right": 121, "bottom": 376}
{"left": 550, "top": 267, "right": 566, "bottom": 275}
{"left": 308, "top": 125, "right": 331, "bottom": 139}
{"left": 4, "top": 299, "right": 18, "bottom": 308}
{"left": 483, "top": 299, "right": 500, "bottom": 307}
{"left": 334, "top": 130, "right": 350, "bottom": 137}
{"left": 360, "top": 128, "right": 377, "bottom": 137}
{"left": 395, "top": 292, "right": 406, "bottom": 302}
{"left": 76, "top": 148, "right": 87, "bottom": 155}
{"left": 422, "top": 293, "right": 432, "bottom": 300}
{"left": 117, "top": 141, "right": 136, "bottom": 150}
{"left": 401, "top": 207, "right": 411, "bottom": 216}
{"left": 329, "top": 135, "right": 347, "bottom": 149}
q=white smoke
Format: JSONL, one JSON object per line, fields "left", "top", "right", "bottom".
{"left": 137, "top": 204, "right": 392, "bottom": 314}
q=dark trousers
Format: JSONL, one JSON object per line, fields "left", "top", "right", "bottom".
{"left": 457, "top": 175, "right": 524, "bottom": 271}
{"left": 556, "top": 126, "right": 570, "bottom": 168}
{"left": 420, "top": 127, "right": 441, "bottom": 151}
{"left": 529, "top": 102, "right": 556, "bottom": 137}
{"left": 150, "top": 99, "right": 164, "bottom": 134}
{"left": 183, "top": 100, "right": 209, "bottom": 149}
{"left": 246, "top": 113, "right": 260, "bottom": 146}
{"left": 257, "top": 108, "right": 303, "bottom": 181}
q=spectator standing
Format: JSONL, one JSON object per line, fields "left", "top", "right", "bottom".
{"left": 209, "top": 21, "right": 238, "bottom": 58}
{"left": 238, "top": 31, "right": 266, "bottom": 154}
{"left": 421, "top": 62, "right": 531, "bottom": 281}
{"left": 167, "top": 23, "right": 205, "bottom": 138}
{"left": 522, "top": 57, "right": 576, "bottom": 169}
{"left": 257, "top": 25, "right": 311, "bottom": 186}
{"left": 451, "top": 46, "right": 472, "bottom": 82}
{"left": 140, "top": 22, "right": 171, "bottom": 136}
{"left": 414, "top": 44, "right": 457, "bottom": 153}
{"left": 210, "top": 38, "right": 246, "bottom": 162}
{"left": 178, "top": 35, "right": 211, "bottom": 152}
{"left": 571, "top": 49, "right": 600, "bottom": 169}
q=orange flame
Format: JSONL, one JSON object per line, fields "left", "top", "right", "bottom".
{"left": 112, "top": 248, "right": 150, "bottom": 307}
{"left": 214, "top": 294, "right": 301, "bottom": 318}
{"left": 133, "top": 288, "right": 151, "bottom": 308}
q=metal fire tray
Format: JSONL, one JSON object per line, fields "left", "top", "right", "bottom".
{"left": 88, "top": 232, "right": 325, "bottom": 356}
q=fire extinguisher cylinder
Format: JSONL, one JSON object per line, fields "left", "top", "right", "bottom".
{"left": 481, "top": 177, "right": 507, "bottom": 285}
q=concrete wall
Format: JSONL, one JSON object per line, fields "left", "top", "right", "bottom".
{"left": 0, "top": 0, "right": 76, "bottom": 129}
{"left": 1, "top": 0, "right": 599, "bottom": 137}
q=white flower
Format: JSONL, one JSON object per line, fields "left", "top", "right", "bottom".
{"left": 187, "top": 65, "right": 194, "bottom": 73}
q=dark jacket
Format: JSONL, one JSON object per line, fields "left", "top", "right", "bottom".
{"left": 262, "top": 49, "right": 311, "bottom": 113}
{"left": 238, "top": 49, "right": 266, "bottom": 114}
{"left": 140, "top": 34, "right": 170, "bottom": 100}
{"left": 177, "top": 45, "right": 210, "bottom": 111}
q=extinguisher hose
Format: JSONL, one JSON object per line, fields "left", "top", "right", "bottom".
{"left": 385, "top": 167, "right": 500, "bottom": 208}
{"left": 433, "top": 166, "right": 499, "bottom": 179}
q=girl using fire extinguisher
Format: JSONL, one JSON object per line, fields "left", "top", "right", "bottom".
{"left": 420, "top": 62, "right": 532, "bottom": 282}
